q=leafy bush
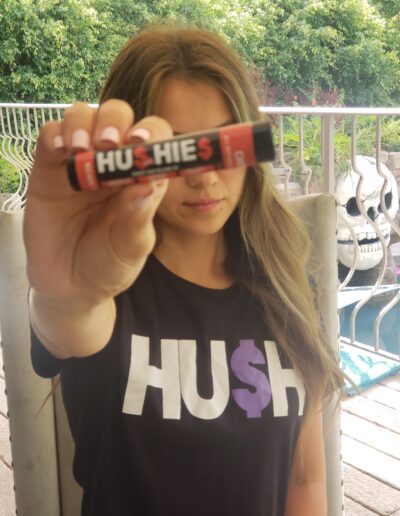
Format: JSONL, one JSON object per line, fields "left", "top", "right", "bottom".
{"left": 280, "top": 115, "right": 400, "bottom": 182}
{"left": 0, "top": 157, "right": 20, "bottom": 194}
{"left": 0, "top": 0, "right": 399, "bottom": 106}
{"left": 279, "top": 116, "right": 350, "bottom": 181}
{"left": 354, "top": 116, "right": 400, "bottom": 154}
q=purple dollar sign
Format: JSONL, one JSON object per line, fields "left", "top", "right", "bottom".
{"left": 230, "top": 339, "right": 272, "bottom": 418}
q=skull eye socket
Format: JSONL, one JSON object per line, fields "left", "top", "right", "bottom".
{"left": 346, "top": 197, "right": 361, "bottom": 217}
{"left": 378, "top": 191, "right": 393, "bottom": 213}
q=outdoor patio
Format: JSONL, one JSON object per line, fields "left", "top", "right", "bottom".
{"left": 0, "top": 103, "right": 399, "bottom": 515}
{"left": 341, "top": 373, "right": 400, "bottom": 515}
{"left": 0, "top": 344, "right": 14, "bottom": 516}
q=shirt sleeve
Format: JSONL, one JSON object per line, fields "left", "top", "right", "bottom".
{"left": 30, "top": 326, "right": 66, "bottom": 378}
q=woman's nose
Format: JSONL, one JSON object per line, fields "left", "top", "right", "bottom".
{"left": 184, "top": 170, "right": 219, "bottom": 188}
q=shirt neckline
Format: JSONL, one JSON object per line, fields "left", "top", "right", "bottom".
{"left": 148, "top": 253, "right": 239, "bottom": 296}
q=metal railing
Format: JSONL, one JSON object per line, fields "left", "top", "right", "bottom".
{"left": 262, "top": 106, "right": 400, "bottom": 360}
{"left": 1, "top": 103, "right": 399, "bottom": 359}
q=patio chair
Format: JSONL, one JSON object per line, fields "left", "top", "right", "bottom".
{"left": 0, "top": 193, "right": 343, "bottom": 516}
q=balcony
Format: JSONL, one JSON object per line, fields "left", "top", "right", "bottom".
{"left": 1, "top": 103, "right": 400, "bottom": 515}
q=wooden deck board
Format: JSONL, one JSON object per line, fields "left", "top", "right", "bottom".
{"left": 341, "top": 411, "right": 400, "bottom": 460}
{"left": 343, "top": 394, "right": 400, "bottom": 434}
{"left": 344, "top": 496, "right": 380, "bottom": 515}
{"left": 0, "top": 348, "right": 15, "bottom": 515}
{"left": 363, "top": 384, "right": 400, "bottom": 412}
{"left": 343, "top": 464, "right": 400, "bottom": 514}
{"left": 380, "top": 376, "right": 400, "bottom": 392}
{"left": 342, "top": 374, "right": 400, "bottom": 515}
{"left": 0, "top": 411, "right": 12, "bottom": 468}
{"left": 342, "top": 435, "right": 400, "bottom": 489}
{"left": 0, "top": 458, "right": 15, "bottom": 516}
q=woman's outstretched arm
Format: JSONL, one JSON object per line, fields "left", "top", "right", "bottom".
{"left": 284, "top": 407, "right": 327, "bottom": 516}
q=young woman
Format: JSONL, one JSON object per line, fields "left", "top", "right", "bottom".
{"left": 25, "top": 25, "right": 344, "bottom": 516}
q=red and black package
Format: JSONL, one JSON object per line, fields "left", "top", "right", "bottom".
{"left": 67, "top": 120, "right": 275, "bottom": 191}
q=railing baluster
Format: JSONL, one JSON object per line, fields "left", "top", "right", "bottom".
{"left": 276, "top": 115, "right": 292, "bottom": 198}
{"left": 337, "top": 210, "right": 360, "bottom": 291}
{"left": 373, "top": 115, "right": 400, "bottom": 351}
{"left": 299, "top": 114, "right": 312, "bottom": 194}
{"left": 350, "top": 116, "right": 388, "bottom": 351}
{"left": 322, "top": 114, "right": 335, "bottom": 194}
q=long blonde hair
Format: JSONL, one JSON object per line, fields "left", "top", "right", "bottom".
{"left": 100, "top": 24, "right": 345, "bottom": 473}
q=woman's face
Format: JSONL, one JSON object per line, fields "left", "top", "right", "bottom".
{"left": 155, "top": 77, "right": 246, "bottom": 240}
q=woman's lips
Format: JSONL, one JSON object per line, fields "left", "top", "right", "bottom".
{"left": 183, "top": 199, "right": 222, "bottom": 213}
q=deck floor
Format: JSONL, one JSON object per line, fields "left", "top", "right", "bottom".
{"left": 342, "top": 374, "right": 400, "bottom": 515}
{"left": 1, "top": 348, "right": 400, "bottom": 515}
{"left": 0, "top": 347, "right": 14, "bottom": 516}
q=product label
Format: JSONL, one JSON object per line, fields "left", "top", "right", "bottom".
{"left": 219, "top": 124, "right": 255, "bottom": 168}
{"left": 68, "top": 121, "right": 270, "bottom": 191}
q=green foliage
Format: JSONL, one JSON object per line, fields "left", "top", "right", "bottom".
{"left": 354, "top": 116, "right": 400, "bottom": 155}
{"left": 281, "top": 116, "right": 351, "bottom": 181}
{"left": 369, "top": 0, "right": 400, "bottom": 19}
{"left": 0, "top": 0, "right": 125, "bottom": 103}
{"left": 334, "top": 42, "right": 399, "bottom": 106}
{"left": 368, "top": 0, "right": 400, "bottom": 103}
{"left": 281, "top": 115, "right": 400, "bottom": 181}
{"left": 0, "top": 0, "right": 399, "bottom": 106}
{"left": 260, "top": 0, "right": 400, "bottom": 105}
{"left": 0, "top": 157, "right": 19, "bottom": 194}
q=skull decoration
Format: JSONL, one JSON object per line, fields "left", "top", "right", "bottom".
{"left": 335, "top": 155, "right": 399, "bottom": 270}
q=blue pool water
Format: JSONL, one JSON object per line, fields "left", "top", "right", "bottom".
{"left": 340, "top": 278, "right": 400, "bottom": 356}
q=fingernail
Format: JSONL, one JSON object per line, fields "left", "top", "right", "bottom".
{"left": 53, "top": 135, "right": 65, "bottom": 150}
{"left": 152, "top": 178, "right": 169, "bottom": 189}
{"left": 131, "top": 191, "right": 154, "bottom": 209}
{"left": 100, "top": 126, "right": 120, "bottom": 145}
{"left": 127, "top": 127, "right": 151, "bottom": 144}
{"left": 72, "top": 129, "right": 90, "bottom": 150}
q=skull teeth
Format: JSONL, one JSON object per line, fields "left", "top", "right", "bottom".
{"left": 347, "top": 242, "right": 382, "bottom": 254}
{"left": 339, "top": 226, "right": 391, "bottom": 243}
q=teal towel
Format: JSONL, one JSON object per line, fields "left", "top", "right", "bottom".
{"left": 340, "top": 342, "right": 400, "bottom": 396}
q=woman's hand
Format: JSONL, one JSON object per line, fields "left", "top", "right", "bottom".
{"left": 24, "top": 100, "right": 172, "bottom": 306}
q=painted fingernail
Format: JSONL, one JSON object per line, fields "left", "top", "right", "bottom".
{"left": 131, "top": 191, "right": 154, "bottom": 209}
{"left": 127, "top": 127, "right": 151, "bottom": 144}
{"left": 100, "top": 126, "right": 120, "bottom": 145}
{"left": 152, "top": 178, "right": 169, "bottom": 189}
{"left": 53, "top": 135, "right": 65, "bottom": 150}
{"left": 72, "top": 129, "right": 90, "bottom": 150}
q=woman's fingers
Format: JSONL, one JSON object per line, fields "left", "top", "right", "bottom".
{"left": 99, "top": 113, "right": 174, "bottom": 261}
{"left": 34, "top": 120, "right": 67, "bottom": 162}
{"left": 29, "top": 120, "right": 75, "bottom": 195}
{"left": 92, "top": 99, "right": 135, "bottom": 150}
{"left": 108, "top": 178, "right": 169, "bottom": 263}
{"left": 25, "top": 101, "right": 177, "bottom": 299}
{"left": 31, "top": 102, "right": 175, "bottom": 197}
{"left": 125, "top": 115, "right": 173, "bottom": 145}
{"left": 63, "top": 102, "right": 96, "bottom": 152}
{"left": 35, "top": 102, "right": 175, "bottom": 161}
{"left": 30, "top": 103, "right": 97, "bottom": 194}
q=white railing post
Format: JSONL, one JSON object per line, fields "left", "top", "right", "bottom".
{"left": 322, "top": 114, "right": 336, "bottom": 194}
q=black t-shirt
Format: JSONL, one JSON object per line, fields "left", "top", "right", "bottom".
{"left": 31, "top": 254, "right": 305, "bottom": 516}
